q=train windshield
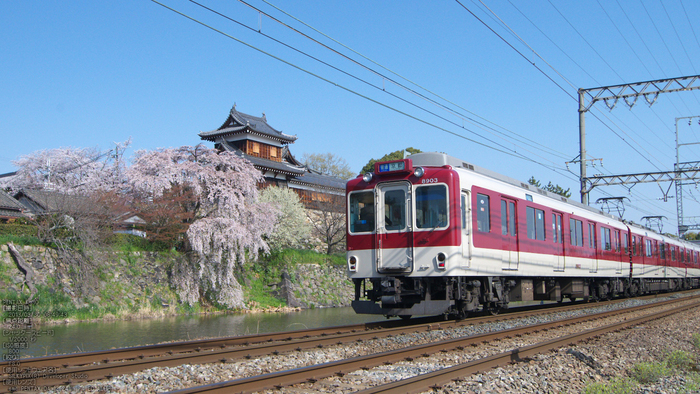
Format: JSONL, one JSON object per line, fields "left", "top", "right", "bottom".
{"left": 415, "top": 184, "right": 448, "bottom": 229}
{"left": 349, "top": 191, "right": 375, "bottom": 233}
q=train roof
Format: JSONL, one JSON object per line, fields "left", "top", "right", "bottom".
{"left": 408, "top": 152, "right": 670, "bottom": 238}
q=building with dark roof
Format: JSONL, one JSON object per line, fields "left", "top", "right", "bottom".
{"left": 199, "top": 105, "right": 346, "bottom": 208}
{"left": 0, "top": 189, "right": 26, "bottom": 222}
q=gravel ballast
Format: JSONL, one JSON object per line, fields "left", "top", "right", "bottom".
{"left": 47, "top": 293, "right": 700, "bottom": 393}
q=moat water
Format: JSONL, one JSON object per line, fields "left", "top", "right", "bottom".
{"left": 11, "top": 307, "right": 384, "bottom": 358}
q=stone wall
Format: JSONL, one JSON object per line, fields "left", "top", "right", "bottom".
{"left": 0, "top": 244, "right": 353, "bottom": 316}
{"left": 271, "top": 263, "right": 354, "bottom": 309}
{"left": 0, "top": 244, "right": 182, "bottom": 312}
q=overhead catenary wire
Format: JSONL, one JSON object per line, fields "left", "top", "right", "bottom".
{"left": 149, "top": 0, "right": 571, "bottom": 177}
{"left": 249, "top": 0, "right": 572, "bottom": 162}
{"left": 459, "top": 0, "right": 694, "bottom": 227}
{"left": 184, "top": 0, "right": 570, "bottom": 170}
{"left": 154, "top": 0, "right": 694, "bottom": 230}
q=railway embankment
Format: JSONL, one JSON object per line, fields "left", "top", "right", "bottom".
{"left": 0, "top": 243, "right": 353, "bottom": 324}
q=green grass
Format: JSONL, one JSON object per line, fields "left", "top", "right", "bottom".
{"left": 584, "top": 378, "right": 636, "bottom": 394}
{"left": 106, "top": 233, "right": 175, "bottom": 252}
{"left": 665, "top": 350, "right": 696, "bottom": 371}
{"left": 244, "top": 274, "right": 286, "bottom": 309}
{"left": 631, "top": 361, "right": 672, "bottom": 384}
{"left": 585, "top": 334, "right": 700, "bottom": 393}
{"left": 680, "top": 373, "right": 700, "bottom": 394}
{"left": 692, "top": 333, "right": 700, "bottom": 350}
{"left": 0, "top": 234, "right": 43, "bottom": 246}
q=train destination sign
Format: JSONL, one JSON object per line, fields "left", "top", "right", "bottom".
{"left": 375, "top": 159, "right": 412, "bottom": 174}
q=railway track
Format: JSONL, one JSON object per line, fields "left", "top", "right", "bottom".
{"left": 1, "top": 292, "right": 697, "bottom": 393}
{"left": 163, "top": 295, "right": 700, "bottom": 393}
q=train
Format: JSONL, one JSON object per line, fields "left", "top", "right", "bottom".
{"left": 346, "top": 152, "right": 700, "bottom": 319}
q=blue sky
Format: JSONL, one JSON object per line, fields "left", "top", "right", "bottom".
{"left": 2, "top": 0, "right": 699, "bottom": 233}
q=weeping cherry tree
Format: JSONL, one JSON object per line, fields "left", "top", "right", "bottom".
{"left": 126, "top": 145, "right": 278, "bottom": 309}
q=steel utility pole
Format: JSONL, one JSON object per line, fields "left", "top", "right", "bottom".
{"left": 676, "top": 115, "right": 700, "bottom": 234}
{"left": 577, "top": 75, "right": 700, "bottom": 205}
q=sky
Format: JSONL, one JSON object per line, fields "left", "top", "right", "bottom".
{"left": 2, "top": 0, "right": 699, "bottom": 234}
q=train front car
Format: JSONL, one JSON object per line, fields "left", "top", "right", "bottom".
{"left": 346, "top": 153, "right": 468, "bottom": 319}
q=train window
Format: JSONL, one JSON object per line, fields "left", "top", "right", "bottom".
{"left": 416, "top": 185, "right": 448, "bottom": 229}
{"left": 501, "top": 200, "right": 508, "bottom": 235}
{"left": 588, "top": 223, "right": 596, "bottom": 249}
{"left": 661, "top": 243, "right": 666, "bottom": 259}
{"left": 570, "top": 218, "right": 583, "bottom": 246}
{"left": 474, "top": 193, "right": 490, "bottom": 232}
{"left": 646, "top": 240, "right": 652, "bottom": 257}
{"left": 655, "top": 241, "right": 659, "bottom": 257}
{"left": 500, "top": 200, "right": 517, "bottom": 237}
{"left": 600, "top": 227, "right": 611, "bottom": 251}
{"left": 632, "top": 236, "right": 637, "bottom": 256}
{"left": 623, "top": 234, "right": 628, "bottom": 254}
{"left": 349, "top": 191, "right": 375, "bottom": 233}
{"left": 384, "top": 189, "right": 406, "bottom": 231}
{"left": 614, "top": 230, "right": 620, "bottom": 252}
{"left": 526, "top": 206, "right": 545, "bottom": 240}
{"left": 672, "top": 247, "right": 676, "bottom": 261}
{"left": 552, "top": 213, "right": 562, "bottom": 243}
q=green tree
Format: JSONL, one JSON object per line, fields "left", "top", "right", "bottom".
{"left": 360, "top": 147, "right": 422, "bottom": 175}
{"left": 301, "top": 152, "right": 354, "bottom": 180}
{"left": 528, "top": 177, "right": 572, "bottom": 198}
{"left": 684, "top": 232, "right": 700, "bottom": 241}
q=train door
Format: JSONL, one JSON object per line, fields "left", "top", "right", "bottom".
{"left": 552, "top": 212, "right": 565, "bottom": 271}
{"left": 631, "top": 235, "right": 639, "bottom": 276}
{"left": 588, "top": 222, "right": 598, "bottom": 273}
{"left": 375, "top": 182, "right": 413, "bottom": 273}
{"left": 655, "top": 240, "right": 662, "bottom": 277}
{"left": 500, "top": 198, "right": 518, "bottom": 270}
{"left": 638, "top": 236, "right": 645, "bottom": 275}
{"left": 460, "top": 191, "right": 471, "bottom": 268}
{"left": 614, "top": 229, "right": 622, "bottom": 274}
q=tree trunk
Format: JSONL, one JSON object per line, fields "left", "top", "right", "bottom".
{"left": 7, "top": 242, "right": 38, "bottom": 303}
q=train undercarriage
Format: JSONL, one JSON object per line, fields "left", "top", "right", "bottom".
{"left": 351, "top": 275, "right": 700, "bottom": 319}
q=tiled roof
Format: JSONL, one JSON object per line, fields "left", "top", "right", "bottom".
{"left": 245, "top": 155, "right": 307, "bottom": 176}
{"left": 14, "top": 189, "right": 90, "bottom": 215}
{"left": 199, "top": 105, "right": 297, "bottom": 144}
{"left": 0, "top": 190, "right": 25, "bottom": 218}
{"left": 290, "top": 172, "right": 347, "bottom": 191}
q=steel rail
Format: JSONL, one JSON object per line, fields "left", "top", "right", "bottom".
{"left": 2, "top": 292, "right": 695, "bottom": 392}
{"left": 165, "top": 297, "right": 700, "bottom": 393}
{"left": 0, "top": 296, "right": 612, "bottom": 372}
{"left": 357, "top": 301, "right": 700, "bottom": 394}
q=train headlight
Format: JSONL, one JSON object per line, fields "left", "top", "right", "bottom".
{"left": 436, "top": 252, "right": 447, "bottom": 270}
{"left": 413, "top": 166, "right": 425, "bottom": 178}
{"left": 348, "top": 255, "right": 358, "bottom": 272}
{"left": 362, "top": 173, "right": 373, "bottom": 183}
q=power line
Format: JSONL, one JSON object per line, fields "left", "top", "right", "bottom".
{"left": 252, "top": 0, "right": 572, "bottom": 162}
{"left": 149, "top": 0, "right": 568, "bottom": 174}
{"left": 185, "top": 0, "right": 569, "bottom": 169}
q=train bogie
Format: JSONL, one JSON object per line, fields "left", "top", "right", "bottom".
{"left": 346, "top": 152, "right": 700, "bottom": 319}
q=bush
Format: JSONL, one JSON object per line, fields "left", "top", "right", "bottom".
{"left": 0, "top": 222, "right": 38, "bottom": 238}
{"left": 692, "top": 333, "right": 700, "bottom": 350}
{"left": 584, "top": 377, "right": 636, "bottom": 394}
{"left": 666, "top": 350, "right": 696, "bottom": 370}
{"left": 0, "top": 234, "right": 43, "bottom": 246}
{"left": 105, "top": 233, "right": 172, "bottom": 252}
{"left": 631, "top": 361, "right": 671, "bottom": 384}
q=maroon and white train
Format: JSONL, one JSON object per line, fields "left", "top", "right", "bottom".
{"left": 346, "top": 152, "right": 700, "bottom": 319}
